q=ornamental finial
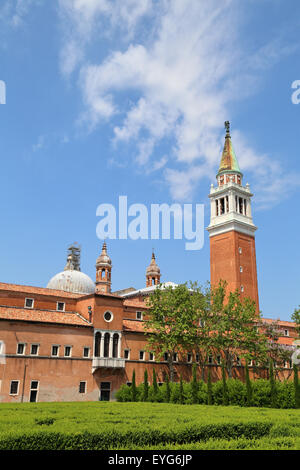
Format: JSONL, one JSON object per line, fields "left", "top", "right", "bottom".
{"left": 224, "top": 121, "right": 230, "bottom": 136}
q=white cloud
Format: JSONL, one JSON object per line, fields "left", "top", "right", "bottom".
{"left": 59, "top": 0, "right": 299, "bottom": 206}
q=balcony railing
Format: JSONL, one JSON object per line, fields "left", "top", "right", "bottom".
{"left": 92, "top": 357, "right": 125, "bottom": 373}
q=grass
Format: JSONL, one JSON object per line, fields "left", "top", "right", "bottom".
{"left": 0, "top": 402, "right": 299, "bottom": 449}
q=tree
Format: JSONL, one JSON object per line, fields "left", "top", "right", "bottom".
{"left": 179, "top": 375, "right": 184, "bottom": 404}
{"left": 291, "top": 307, "right": 300, "bottom": 338}
{"left": 131, "top": 370, "right": 137, "bottom": 402}
{"left": 207, "top": 369, "right": 213, "bottom": 405}
{"left": 142, "top": 370, "right": 149, "bottom": 402}
{"left": 182, "top": 282, "right": 215, "bottom": 381}
{"left": 208, "top": 281, "right": 268, "bottom": 378}
{"left": 264, "top": 320, "right": 294, "bottom": 380}
{"left": 293, "top": 364, "right": 300, "bottom": 409}
{"left": 165, "top": 373, "right": 171, "bottom": 403}
{"left": 221, "top": 361, "right": 229, "bottom": 406}
{"left": 152, "top": 368, "right": 158, "bottom": 400}
{"left": 269, "top": 359, "right": 277, "bottom": 408}
{"left": 191, "top": 363, "right": 198, "bottom": 404}
{"left": 144, "top": 283, "right": 198, "bottom": 382}
{"left": 245, "top": 362, "right": 252, "bottom": 407}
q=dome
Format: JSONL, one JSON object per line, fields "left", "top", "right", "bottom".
{"left": 47, "top": 270, "right": 95, "bottom": 295}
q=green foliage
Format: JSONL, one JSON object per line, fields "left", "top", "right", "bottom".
{"left": 179, "top": 375, "right": 184, "bottom": 405}
{"left": 221, "top": 362, "right": 229, "bottom": 406}
{"left": 165, "top": 374, "right": 171, "bottom": 403}
{"left": 293, "top": 365, "right": 300, "bottom": 409}
{"left": 191, "top": 364, "right": 198, "bottom": 404}
{"left": 2, "top": 401, "right": 300, "bottom": 450}
{"left": 269, "top": 360, "right": 277, "bottom": 408}
{"left": 131, "top": 370, "right": 137, "bottom": 402}
{"left": 142, "top": 370, "right": 149, "bottom": 402}
{"left": 207, "top": 369, "right": 213, "bottom": 405}
{"left": 245, "top": 363, "right": 252, "bottom": 406}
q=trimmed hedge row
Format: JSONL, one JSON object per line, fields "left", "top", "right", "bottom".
{"left": 0, "top": 421, "right": 272, "bottom": 450}
{"left": 116, "top": 378, "right": 296, "bottom": 408}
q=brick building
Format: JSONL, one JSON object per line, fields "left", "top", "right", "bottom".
{"left": 0, "top": 123, "right": 297, "bottom": 402}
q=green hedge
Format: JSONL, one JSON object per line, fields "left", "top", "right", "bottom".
{"left": 116, "top": 378, "right": 296, "bottom": 409}
{"left": 0, "top": 421, "right": 272, "bottom": 450}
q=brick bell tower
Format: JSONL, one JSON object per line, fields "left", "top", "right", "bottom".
{"left": 207, "top": 121, "right": 259, "bottom": 311}
{"left": 95, "top": 241, "right": 112, "bottom": 294}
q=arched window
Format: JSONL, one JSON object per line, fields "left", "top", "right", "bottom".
{"left": 113, "top": 334, "right": 119, "bottom": 358}
{"left": 94, "top": 332, "right": 101, "bottom": 357}
{"left": 104, "top": 333, "right": 110, "bottom": 358}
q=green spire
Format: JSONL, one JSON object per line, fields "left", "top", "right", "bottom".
{"left": 218, "top": 121, "right": 241, "bottom": 175}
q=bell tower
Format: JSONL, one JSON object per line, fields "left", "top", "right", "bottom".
{"left": 146, "top": 252, "right": 161, "bottom": 287}
{"left": 207, "top": 122, "right": 259, "bottom": 311}
{"left": 95, "top": 241, "right": 112, "bottom": 294}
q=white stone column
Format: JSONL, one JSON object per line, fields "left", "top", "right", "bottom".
{"left": 229, "top": 191, "right": 234, "bottom": 213}
{"left": 118, "top": 334, "right": 121, "bottom": 358}
{"left": 100, "top": 334, "right": 105, "bottom": 357}
{"left": 246, "top": 198, "right": 252, "bottom": 218}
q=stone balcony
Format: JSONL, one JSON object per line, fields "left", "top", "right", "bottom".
{"left": 92, "top": 357, "right": 125, "bottom": 373}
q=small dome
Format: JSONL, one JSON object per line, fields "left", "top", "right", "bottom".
{"left": 146, "top": 252, "right": 161, "bottom": 275}
{"left": 47, "top": 270, "right": 95, "bottom": 295}
{"left": 96, "top": 241, "right": 111, "bottom": 266}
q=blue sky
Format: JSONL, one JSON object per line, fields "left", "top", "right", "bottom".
{"left": 0, "top": 0, "right": 300, "bottom": 321}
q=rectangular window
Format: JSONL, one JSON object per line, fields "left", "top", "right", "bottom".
{"left": 164, "top": 352, "right": 168, "bottom": 361}
{"left": 240, "top": 266, "right": 243, "bottom": 272}
{"left": 139, "top": 350, "right": 145, "bottom": 361}
{"left": 79, "top": 381, "right": 86, "bottom": 394}
{"left": 10, "top": 380, "right": 19, "bottom": 395}
{"left": 208, "top": 355, "right": 213, "bottom": 364}
{"left": 57, "top": 302, "right": 65, "bottom": 312}
{"left": 30, "top": 381, "right": 39, "bottom": 402}
{"left": 195, "top": 354, "right": 199, "bottom": 363}
{"left": 136, "top": 311, "right": 143, "bottom": 320}
{"left": 236, "top": 356, "right": 241, "bottom": 366}
{"left": 17, "top": 343, "right": 25, "bottom": 355}
{"left": 284, "top": 329, "right": 289, "bottom": 337}
{"left": 173, "top": 353, "right": 178, "bottom": 362}
{"left": 24, "top": 298, "right": 34, "bottom": 309}
{"left": 216, "top": 355, "right": 221, "bottom": 365}
{"left": 83, "top": 347, "right": 90, "bottom": 358}
{"left": 124, "top": 349, "right": 130, "bottom": 360}
{"left": 187, "top": 353, "right": 192, "bottom": 363}
{"left": 64, "top": 346, "right": 72, "bottom": 357}
{"left": 30, "top": 344, "right": 39, "bottom": 355}
{"left": 149, "top": 352, "right": 155, "bottom": 361}
{"left": 51, "top": 345, "right": 59, "bottom": 356}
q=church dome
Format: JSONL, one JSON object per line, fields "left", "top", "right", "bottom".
{"left": 47, "top": 270, "right": 95, "bottom": 295}
{"left": 47, "top": 244, "right": 95, "bottom": 295}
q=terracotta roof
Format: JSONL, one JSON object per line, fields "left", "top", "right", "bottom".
{"left": 123, "top": 319, "right": 148, "bottom": 333}
{"left": 0, "top": 282, "right": 83, "bottom": 299}
{"left": 0, "top": 306, "right": 91, "bottom": 327}
{"left": 261, "top": 318, "right": 296, "bottom": 328}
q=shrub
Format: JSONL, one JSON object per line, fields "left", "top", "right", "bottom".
{"left": 115, "top": 384, "right": 132, "bottom": 402}
{"left": 226, "top": 379, "right": 247, "bottom": 407}
{"left": 142, "top": 370, "right": 149, "bottom": 402}
{"left": 207, "top": 369, "right": 213, "bottom": 405}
